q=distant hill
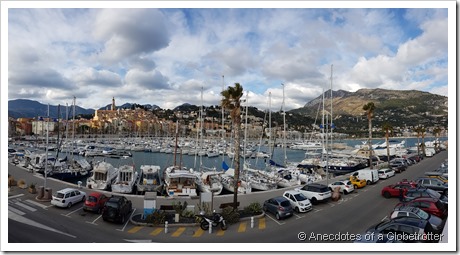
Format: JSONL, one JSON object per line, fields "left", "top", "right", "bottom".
{"left": 289, "top": 88, "right": 448, "bottom": 117}
{"left": 8, "top": 99, "right": 95, "bottom": 119}
{"left": 99, "top": 103, "right": 160, "bottom": 111}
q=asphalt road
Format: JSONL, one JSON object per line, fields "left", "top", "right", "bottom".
{"left": 7, "top": 150, "right": 448, "bottom": 246}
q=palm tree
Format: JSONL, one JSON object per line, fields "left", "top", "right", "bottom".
{"left": 221, "top": 83, "right": 244, "bottom": 210}
{"left": 363, "top": 102, "right": 375, "bottom": 169}
{"left": 420, "top": 126, "right": 426, "bottom": 156}
{"left": 433, "top": 126, "right": 441, "bottom": 151}
{"left": 382, "top": 122, "right": 393, "bottom": 164}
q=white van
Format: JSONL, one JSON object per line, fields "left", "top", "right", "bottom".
{"left": 350, "top": 169, "right": 379, "bottom": 185}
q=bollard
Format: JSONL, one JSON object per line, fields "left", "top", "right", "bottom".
{"left": 77, "top": 181, "right": 82, "bottom": 189}
{"left": 165, "top": 221, "right": 168, "bottom": 234}
{"left": 209, "top": 222, "right": 212, "bottom": 234}
{"left": 251, "top": 217, "right": 254, "bottom": 228}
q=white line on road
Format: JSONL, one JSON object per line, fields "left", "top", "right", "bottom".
{"left": 8, "top": 194, "right": 24, "bottom": 199}
{"left": 381, "top": 216, "right": 388, "bottom": 222}
{"left": 15, "top": 202, "right": 37, "bottom": 212}
{"left": 264, "top": 213, "right": 285, "bottom": 225}
{"left": 8, "top": 210, "right": 76, "bottom": 238}
{"left": 117, "top": 208, "right": 137, "bottom": 231}
{"left": 25, "top": 199, "right": 49, "bottom": 210}
{"left": 9, "top": 207, "right": 25, "bottom": 216}
{"left": 86, "top": 214, "right": 102, "bottom": 225}
{"left": 62, "top": 206, "right": 83, "bottom": 217}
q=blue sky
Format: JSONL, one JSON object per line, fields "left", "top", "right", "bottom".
{"left": 4, "top": 3, "right": 451, "bottom": 112}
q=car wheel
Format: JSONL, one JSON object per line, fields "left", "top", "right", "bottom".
{"left": 81, "top": 196, "right": 86, "bottom": 202}
{"left": 366, "top": 180, "right": 371, "bottom": 185}
{"left": 343, "top": 190, "right": 348, "bottom": 195}
{"left": 275, "top": 213, "right": 281, "bottom": 220}
{"left": 121, "top": 214, "right": 125, "bottom": 224}
{"left": 67, "top": 202, "right": 73, "bottom": 208}
{"left": 295, "top": 207, "right": 300, "bottom": 213}
{"left": 311, "top": 197, "right": 318, "bottom": 205}
{"left": 383, "top": 191, "right": 391, "bottom": 199}
{"left": 354, "top": 185, "right": 358, "bottom": 189}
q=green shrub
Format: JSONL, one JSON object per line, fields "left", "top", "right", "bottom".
{"left": 221, "top": 206, "right": 240, "bottom": 224}
{"left": 146, "top": 210, "right": 167, "bottom": 225}
{"left": 243, "top": 202, "right": 262, "bottom": 215}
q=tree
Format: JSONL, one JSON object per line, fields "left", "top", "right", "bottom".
{"left": 433, "top": 126, "right": 441, "bottom": 151}
{"left": 221, "top": 82, "right": 244, "bottom": 210}
{"left": 382, "top": 122, "right": 393, "bottom": 164}
{"left": 363, "top": 102, "right": 375, "bottom": 169}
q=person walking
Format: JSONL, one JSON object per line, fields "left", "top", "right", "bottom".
{"left": 399, "top": 188, "right": 405, "bottom": 202}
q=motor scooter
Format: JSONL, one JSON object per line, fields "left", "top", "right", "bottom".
{"left": 197, "top": 210, "right": 227, "bottom": 230}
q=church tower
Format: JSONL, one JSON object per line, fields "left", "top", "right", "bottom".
{"left": 112, "top": 97, "right": 116, "bottom": 111}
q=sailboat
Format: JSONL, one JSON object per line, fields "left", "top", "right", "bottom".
{"left": 163, "top": 121, "right": 198, "bottom": 197}
{"left": 194, "top": 87, "right": 224, "bottom": 195}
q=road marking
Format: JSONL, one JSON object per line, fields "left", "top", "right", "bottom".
{"left": 9, "top": 207, "right": 25, "bottom": 216}
{"left": 116, "top": 208, "right": 136, "bottom": 232}
{"left": 85, "top": 214, "right": 102, "bottom": 225}
{"left": 8, "top": 210, "right": 76, "bottom": 238}
{"left": 15, "top": 202, "right": 37, "bottom": 212}
{"left": 8, "top": 194, "right": 24, "bottom": 199}
{"left": 238, "top": 222, "right": 247, "bottom": 232}
{"left": 150, "top": 228, "right": 163, "bottom": 236}
{"left": 25, "top": 199, "right": 49, "bottom": 210}
{"left": 171, "top": 227, "right": 186, "bottom": 237}
{"left": 124, "top": 239, "right": 152, "bottom": 243}
{"left": 294, "top": 213, "right": 304, "bottom": 219}
{"left": 192, "top": 228, "right": 204, "bottom": 237}
{"left": 381, "top": 216, "right": 388, "bottom": 222}
{"left": 61, "top": 206, "right": 83, "bottom": 217}
{"left": 259, "top": 218, "right": 266, "bottom": 229}
{"left": 128, "top": 226, "right": 143, "bottom": 234}
{"left": 216, "top": 229, "right": 225, "bottom": 236}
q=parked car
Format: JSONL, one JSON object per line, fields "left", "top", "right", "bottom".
{"left": 282, "top": 190, "right": 312, "bottom": 213}
{"left": 381, "top": 182, "right": 416, "bottom": 199}
{"left": 424, "top": 172, "right": 448, "bottom": 183}
{"left": 356, "top": 217, "right": 438, "bottom": 243}
{"left": 102, "top": 196, "right": 133, "bottom": 223}
{"left": 350, "top": 169, "right": 379, "bottom": 185}
{"left": 390, "top": 206, "right": 445, "bottom": 234}
{"left": 51, "top": 188, "right": 86, "bottom": 208}
{"left": 396, "top": 197, "right": 447, "bottom": 219}
{"left": 328, "top": 180, "right": 354, "bottom": 195}
{"left": 404, "top": 188, "right": 448, "bottom": 207}
{"left": 295, "top": 183, "right": 331, "bottom": 205}
{"left": 378, "top": 168, "right": 395, "bottom": 179}
{"left": 83, "top": 192, "right": 109, "bottom": 213}
{"left": 415, "top": 177, "right": 448, "bottom": 195}
{"left": 263, "top": 196, "right": 294, "bottom": 220}
{"left": 349, "top": 176, "right": 366, "bottom": 189}
{"left": 389, "top": 161, "right": 407, "bottom": 173}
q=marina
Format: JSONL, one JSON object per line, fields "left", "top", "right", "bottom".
{"left": 8, "top": 135, "right": 448, "bottom": 197}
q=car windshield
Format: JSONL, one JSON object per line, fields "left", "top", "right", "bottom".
{"left": 88, "top": 196, "right": 97, "bottom": 202}
{"left": 294, "top": 193, "right": 307, "bottom": 201}
{"left": 426, "top": 189, "right": 441, "bottom": 199}
{"left": 415, "top": 209, "right": 429, "bottom": 220}
{"left": 105, "top": 201, "right": 118, "bottom": 208}
{"left": 280, "top": 201, "right": 290, "bottom": 207}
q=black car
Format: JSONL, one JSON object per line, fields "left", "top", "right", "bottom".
{"left": 355, "top": 217, "right": 438, "bottom": 243}
{"left": 415, "top": 177, "right": 448, "bottom": 195}
{"left": 390, "top": 206, "right": 445, "bottom": 234}
{"left": 102, "top": 196, "right": 133, "bottom": 223}
{"left": 404, "top": 188, "right": 448, "bottom": 207}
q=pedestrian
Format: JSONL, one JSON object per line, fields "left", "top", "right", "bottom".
{"left": 399, "top": 188, "right": 404, "bottom": 202}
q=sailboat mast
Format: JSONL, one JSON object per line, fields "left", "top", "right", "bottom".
{"left": 44, "top": 104, "right": 49, "bottom": 188}
{"left": 243, "top": 91, "right": 248, "bottom": 162}
{"left": 221, "top": 75, "right": 225, "bottom": 162}
{"left": 268, "top": 92, "right": 272, "bottom": 157}
{"left": 282, "top": 83, "right": 287, "bottom": 165}
{"left": 330, "top": 64, "right": 333, "bottom": 153}
{"left": 72, "top": 96, "right": 76, "bottom": 161}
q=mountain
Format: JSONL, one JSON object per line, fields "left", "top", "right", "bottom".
{"left": 99, "top": 103, "right": 160, "bottom": 110}
{"left": 290, "top": 88, "right": 448, "bottom": 117}
{"left": 8, "top": 99, "right": 95, "bottom": 119}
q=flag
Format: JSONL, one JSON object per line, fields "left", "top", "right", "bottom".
{"left": 222, "top": 161, "right": 229, "bottom": 171}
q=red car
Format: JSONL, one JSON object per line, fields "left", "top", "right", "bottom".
{"left": 381, "top": 182, "right": 417, "bottom": 198}
{"left": 83, "top": 192, "right": 109, "bottom": 213}
{"left": 396, "top": 197, "right": 447, "bottom": 219}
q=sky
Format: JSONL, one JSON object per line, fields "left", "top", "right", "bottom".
{"left": 4, "top": 2, "right": 451, "bottom": 112}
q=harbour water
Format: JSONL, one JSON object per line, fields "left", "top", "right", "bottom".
{"left": 73, "top": 136, "right": 447, "bottom": 185}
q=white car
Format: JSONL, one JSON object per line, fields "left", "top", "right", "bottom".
{"left": 328, "top": 180, "right": 354, "bottom": 195}
{"left": 51, "top": 188, "right": 86, "bottom": 208}
{"left": 378, "top": 168, "right": 395, "bottom": 179}
{"left": 283, "top": 190, "right": 312, "bottom": 213}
